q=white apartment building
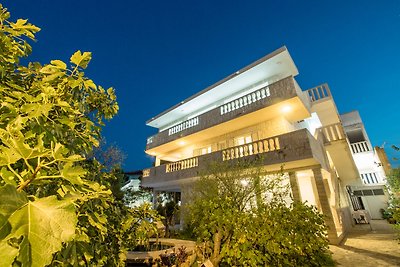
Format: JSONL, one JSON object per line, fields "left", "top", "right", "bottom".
{"left": 341, "top": 111, "right": 389, "bottom": 219}
{"left": 142, "top": 47, "right": 389, "bottom": 244}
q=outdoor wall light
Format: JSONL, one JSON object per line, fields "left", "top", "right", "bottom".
{"left": 281, "top": 105, "right": 292, "bottom": 113}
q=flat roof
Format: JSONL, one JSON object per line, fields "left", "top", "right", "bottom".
{"left": 146, "top": 46, "right": 299, "bottom": 129}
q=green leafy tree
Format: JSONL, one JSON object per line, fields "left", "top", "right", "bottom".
{"left": 186, "top": 159, "right": 333, "bottom": 266}
{"left": 384, "top": 145, "right": 400, "bottom": 234}
{"left": 386, "top": 167, "right": 400, "bottom": 231}
{"left": 0, "top": 5, "right": 160, "bottom": 266}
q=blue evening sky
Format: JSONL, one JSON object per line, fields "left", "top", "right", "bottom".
{"left": 4, "top": 1, "right": 400, "bottom": 169}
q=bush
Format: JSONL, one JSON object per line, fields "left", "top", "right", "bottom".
{"left": 186, "top": 159, "right": 332, "bottom": 266}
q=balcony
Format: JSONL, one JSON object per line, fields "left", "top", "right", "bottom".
{"left": 306, "top": 83, "right": 331, "bottom": 103}
{"left": 146, "top": 76, "right": 309, "bottom": 151}
{"left": 317, "top": 123, "right": 346, "bottom": 144}
{"left": 350, "top": 141, "right": 370, "bottom": 154}
{"left": 142, "top": 129, "right": 328, "bottom": 189}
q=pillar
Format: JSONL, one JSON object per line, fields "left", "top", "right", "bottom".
{"left": 289, "top": 172, "right": 301, "bottom": 202}
{"left": 312, "top": 168, "right": 340, "bottom": 244}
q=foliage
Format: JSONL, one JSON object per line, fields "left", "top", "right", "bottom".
{"left": 386, "top": 167, "right": 400, "bottom": 231}
{"left": 186, "top": 159, "right": 332, "bottom": 266}
{"left": 91, "top": 137, "right": 126, "bottom": 170}
{"left": 0, "top": 5, "right": 160, "bottom": 266}
{"left": 156, "top": 192, "right": 180, "bottom": 237}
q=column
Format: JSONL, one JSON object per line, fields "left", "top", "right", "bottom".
{"left": 289, "top": 172, "right": 301, "bottom": 202}
{"left": 312, "top": 168, "right": 340, "bottom": 244}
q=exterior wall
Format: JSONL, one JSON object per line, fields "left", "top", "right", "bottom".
{"left": 159, "top": 116, "right": 296, "bottom": 161}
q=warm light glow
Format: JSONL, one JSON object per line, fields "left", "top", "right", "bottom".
{"left": 178, "top": 140, "right": 186, "bottom": 146}
{"left": 281, "top": 105, "right": 292, "bottom": 113}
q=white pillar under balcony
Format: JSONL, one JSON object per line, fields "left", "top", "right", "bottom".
{"left": 152, "top": 190, "right": 159, "bottom": 209}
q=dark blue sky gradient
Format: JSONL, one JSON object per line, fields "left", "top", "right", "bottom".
{"left": 4, "top": 1, "right": 400, "bottom": 169}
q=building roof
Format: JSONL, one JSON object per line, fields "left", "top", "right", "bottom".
{"left": 146, "top": 46, "right": 299, "bottom": 129}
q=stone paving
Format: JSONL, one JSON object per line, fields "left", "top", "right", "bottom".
{"left": 330, "top": 220, "right": 400, "bottom": 266}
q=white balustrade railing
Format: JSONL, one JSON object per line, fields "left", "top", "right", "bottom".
{"left": 318, "top": 123, "right": 345, "bottom": 143}
{"left": 361, "top": 172, "right": 380, "bottom": 184}
{"left": 168, "top": 117, "right": 199, "bottom": 136}
{"left": 350, "top": 141, "right": 370, "bottom": 154}
{"left": 222, "top": 137, "right": 280, "bottom": 161}
{"left": 142, "top": 169, "right": 150, "bottom": 177}
{"left": 306, "top": 84, "right": 331, "bottom": 102}
{"left": 166, "top": 157, "right": 199, "bottom": 173}
{"left": 220, "top": 86, "right": 270, "bottom": 115}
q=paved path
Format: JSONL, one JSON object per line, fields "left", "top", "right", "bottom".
{"left": 330, "top": 220, "right": 400, "bottom": 266}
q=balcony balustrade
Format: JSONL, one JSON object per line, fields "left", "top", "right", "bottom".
{"left": 168, "top": 117, "right": 199, "bottom": 136}
{"left": 220, "top": 86, "right": 270, "bottom": 115}
{"left": 317, "top": 123, "right": 346, "bottom": 144}
{"left": 142, "top": 129, "right": 327, "bottom": 188}
{"left": 166, "top": 157, "right": 199, "bottom": 172}
{"left": 222, "top": 137, "right": 280, "bottom": 161}
{"left": 350, "top": 141, "right": 370, "bottom": 154}
{"left": 306, "top": 84, "right": 331, "bottom": 102}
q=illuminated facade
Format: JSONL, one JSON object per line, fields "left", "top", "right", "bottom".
{"left": 142, "top": 47, "right": 388, "bottom": 244}
{"left": 340, "top": 111, "right": 389, "bottom": 219}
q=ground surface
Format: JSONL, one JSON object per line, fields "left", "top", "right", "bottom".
{"left": 330, "top": 220, "right": 400, "bottom": 266}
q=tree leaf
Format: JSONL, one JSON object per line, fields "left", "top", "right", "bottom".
{"left": 0, "top": 167, "right": 17, "bottom": 186}
{"left": 3, "top": 193, "right": 77, "bottom": 267}
{"left": 0, "top": 240, "right": 18, "bottom": 266}
{"left": 50, "top": 60, "right": 67, "bottom": 70}
{"left": 70, "top": 51, "right": 92, "bottom": 69}
{"left": 60, "top": 162, "right": 86, "bottom": 185}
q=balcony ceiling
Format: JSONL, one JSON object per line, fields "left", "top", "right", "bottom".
{"left": 147, "top": 46, "right": 299, "bottom": 129}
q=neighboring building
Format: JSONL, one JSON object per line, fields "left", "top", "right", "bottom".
{"left": 340, "top": 111, "right": 389, "bottom": 219}
{"left": 142, "top": 46, "right": 387, "bottom": 244}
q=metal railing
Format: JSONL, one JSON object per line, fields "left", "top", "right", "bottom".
{"left": 220, "top": 86, "right": 270, "bottom": 115}
{"left": 168, "top": 117, "right": 199, "bottom": 136}
{"left": 166, "top": 157, "right": 199, "bottom": 173}
{"left": 350, "top": 141, "right": 370, "bottom": 154}
{"left": 306, "top": 84, "right": 331, "bottom": 102}
{"left": 222, "top": 137, "right": 280, "bottom": 161}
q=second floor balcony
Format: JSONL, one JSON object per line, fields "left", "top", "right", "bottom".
{"left": 146, "top": 76, "right": 311, "bottom": 151}
{"left": 142, "top": 128, "right": 328, "bottom": 189}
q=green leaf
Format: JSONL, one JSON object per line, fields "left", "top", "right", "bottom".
{"left": 50, "top": 60, "right": 67, "bottom": 70}
{"left": 0, "top": 167, "right": 17, "bottom": 186}
{"left": 0, "top": 240, "right": 18, "bottom": 266}
{"left": 60, "top": 162, "right": 86, "bottom": 185}
{"left": 0, "top": 146, "right": 21, "bottom": 166}
{"left": 70, "top": 50, "right": 92, "bottom": 69}
{"left": 20, "top": 103, "right": 53, "bottom": 118}
{"left": 3, "top": 191, "right": 77, "bottom": 267}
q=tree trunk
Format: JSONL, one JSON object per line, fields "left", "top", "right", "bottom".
{"left": 211, "top": 229, "right": 223, "bottom": 266}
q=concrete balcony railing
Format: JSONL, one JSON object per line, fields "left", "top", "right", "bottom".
{"left": 350, "top": 141, "right": 370, "bottom": 154}
{"left": 142, "top": 129, "right": 327, "bottom": 188}
{"left": 146, "top": 76, "right": 300, "bottom": 150}
{"left": 306, "top": 83, "right": 331, "bottom": 103}
{"left": 317, "top": 123, "right": 346, "bottom": 144}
